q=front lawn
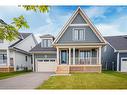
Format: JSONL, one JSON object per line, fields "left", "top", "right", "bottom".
{"left": 38, "top": 71, "right": 127, "bottom": 89}
{"left": 0, "top": 71, "right": 31, "bottom": 80}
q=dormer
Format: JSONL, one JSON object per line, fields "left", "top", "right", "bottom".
{"left": 40, "top": 34, "right": 55, "bottom": 48}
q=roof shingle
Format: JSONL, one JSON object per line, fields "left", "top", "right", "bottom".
{"left": 105, "top": 35, "right": 127, "bottom": 50}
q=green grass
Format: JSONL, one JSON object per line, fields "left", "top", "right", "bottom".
{"left": 0, "top": 70, "right": 31, "bottom": 80}
{"left": 37, "top": 71, "right": 127, "bottom": 89}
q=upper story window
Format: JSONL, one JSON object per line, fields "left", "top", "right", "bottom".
{"left": 0, "top": 40, "right": 3, "bottom": 43}
{"left": 42, "top": 39, "right": 52, "bottom": 47}
{"left": 73, "top": 28, "right": 85, "bottom": 41}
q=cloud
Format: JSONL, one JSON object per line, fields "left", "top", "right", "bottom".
{"left": 85, "top": 7, "right": 108, "bottom": 19}
{"left": 96, "top": 15, "right": 127, "bottom": 36}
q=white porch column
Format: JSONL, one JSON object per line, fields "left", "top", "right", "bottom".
{"left": 7, "top": 49, "right": 10, "bottom": 67}
{"left": 117, "top": 52, "right": 119, "bottom": 71}
{"left": 99, "top": 46, "right": 102, "bottom": 64}
{"left": 57, "top": 47, "right": 59, "bottom": 65}
{"left": 73, "top": 48, "right": 75, "bottom": 65}
{"left": 32, "top": 53, "right": 35, "bottom": 72}
{"left": 69, "top": 48, "right": 71, "bottom": 65}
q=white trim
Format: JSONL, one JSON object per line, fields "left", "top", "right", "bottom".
{"left": 72, "top": 28, "right": 85, "bottom": 41}
{"left": 117, "top": 52, "right": 119, "bottom": 71}
{"left": 7, "top": 49, "right": 10, "bottom": 67}
{"left": 53, "top": 7, "right": 106, "bottom": 44}
{"left": 99, "top": 46, "right": 101, "bottom": 64}
{"left": 73, "top": 47, "right": 75, "bottom": 65}
{"left": 56, "top": 48, "right": 59, "bottom": 65}
{"left": 69, "top": 24, "right": 89, "bottom": 26}
{"left": 80, "top": 8, "right": 106, "bottom": 43}
{"left": 116, "top": 50, "right": 127, "bottom": 52}
{"left": 69, "top": 48, "right": 71, "bottom": 65}
{"left": 32, "top": 53, "right": 35, "bottom": 72}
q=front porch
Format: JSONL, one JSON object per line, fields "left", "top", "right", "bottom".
{"left": 56, "top": 46, "right": 102, "bottom": 74}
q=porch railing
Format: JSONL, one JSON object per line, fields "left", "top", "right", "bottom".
{"left": 71, "top": 57, "right": 98, "bottom": 65}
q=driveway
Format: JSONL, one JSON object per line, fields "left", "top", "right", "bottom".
{"left": 0, "top": 72, "right": 53, "bottom": 89}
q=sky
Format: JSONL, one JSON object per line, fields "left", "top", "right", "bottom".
{"left": 0, "top": 6, "right": 127, "bottom": 42}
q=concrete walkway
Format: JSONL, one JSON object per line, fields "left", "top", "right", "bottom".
{"left": 0, "top": 72, "right": 53, "bottom": 89}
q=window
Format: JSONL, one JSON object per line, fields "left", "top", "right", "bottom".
{"left": 0, "top": 54, "right": 7, "bottom": 64}
{"left": 43, "top": 39, "right": 52, "bottom": 47}
{"left": 73, "top": 28, "right": 85, "bottom": 40}
{"left": 25, "top": 56, "right": 27, "bottom": 62}
{"left": 0, "top": 40, "right": 3, "bottom": 43}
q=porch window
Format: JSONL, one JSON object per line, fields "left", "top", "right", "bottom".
{"left": 0, "top": 54, "right": 7, "bottom": 64}
{"left": 73, "top": 28, "right": 85, "bottom": 41}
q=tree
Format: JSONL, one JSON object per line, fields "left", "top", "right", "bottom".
{"left": 0, "top": 5, "right": 49, "bottom": 41}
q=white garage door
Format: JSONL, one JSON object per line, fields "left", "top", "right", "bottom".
{"left": 121, "top": 58, "right": 127, "bottom": 72}
{"left": 36, "top": 59, "right": 57, "bottom": 72}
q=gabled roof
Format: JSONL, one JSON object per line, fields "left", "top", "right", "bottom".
{"left": 30, "top": 43, "right": 56, "bottom": 53}
{"left": 53, "top": 7, "right": 106, "bottom": 44}
{"left": 20, "top": 33, "right": 32, "bottom": 39}
{"left": 40, "top": 34, "right": 55, "bottom": 38}
{"left": 9, "top": 33, "right": 32, "bottom": 47}
{"left": 104, "top": 35, "right": 127, "bottom": 50}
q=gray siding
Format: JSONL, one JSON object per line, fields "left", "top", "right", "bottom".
{"left": 101, "top": 44, "right": 117, "bottom": 70}
{"left": 58, "top": 26, "right": 101, "bottom": 43}
{"left": 71, "top": 14, "right": 87, "bottom": 24}
{"left": 119, "top": 52, "right": 127, "bottom": 71}
{"left": 35, "top": 53, "right": 56, "bottom": 59}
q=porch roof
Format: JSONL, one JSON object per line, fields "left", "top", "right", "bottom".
{"left": 30, "top": 43, "right": 56, "bottom": 53}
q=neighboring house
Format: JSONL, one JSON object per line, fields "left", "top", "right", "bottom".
{"left": 0, "top": 19, "right": 38, "bottom": 72}
{"left": 102, "top": 35, "right": 127, "bottom": 72}
{"left": 30, "top": 7, "right": 106, "bottom": 74}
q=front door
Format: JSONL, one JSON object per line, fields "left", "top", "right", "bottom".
{"left": 60, "top": 50, "right": 68, "bottom": 64}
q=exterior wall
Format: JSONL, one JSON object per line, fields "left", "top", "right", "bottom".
{"left": 14, "top": 51, "right": 32, "bottom": 71}
{"left": 15, "top": 34, "right": 37, "bottom": 52}
{"left": 0, "top": 38, "right": 19, "bottom": 49}
{"left": 71, "top": 14, "right": 87, "bottom": 24}
{"left": 34, "top": 53, "right": 56, "bottom": 59}
{"left": 58, "top": 26, "right": 101, "bottom": 43}
{"left": 119, "top": 52, "right": 127, "bottom": 71}
{"left": 101, "top": 44, "right": 117, "bottom": 71}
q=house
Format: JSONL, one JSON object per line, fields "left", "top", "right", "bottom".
{"left": 30, "top": 7, "right": 107, "bottom": 74}
{"left": 0, "top": 20, "right": 38, "bottom": 72}
{"left": 102, "top": 35, "right": 127, "bottom": 72}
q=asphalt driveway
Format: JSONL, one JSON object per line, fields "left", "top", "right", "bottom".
{"left": 0, "top": 72, "right": 53, "bottom": 89}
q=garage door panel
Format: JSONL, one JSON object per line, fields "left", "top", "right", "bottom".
{"left": 121, "top": 58, "right": 127, "bottom": 72}
{"left": 37, "top": 62, "right": 57, "bottom": 72}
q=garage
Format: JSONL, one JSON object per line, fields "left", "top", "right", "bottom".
{"left": 35, "top": 58, "right": 57, "bottom": 72}
{"left": 121, "top": 58, "right": 127, "bottom": 72}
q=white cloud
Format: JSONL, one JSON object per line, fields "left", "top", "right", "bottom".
{"left": 85, "top": 7, "right": 108, "bottom": 19}
{"left": 96, "top": 15, "right": 127, "bottom": 36}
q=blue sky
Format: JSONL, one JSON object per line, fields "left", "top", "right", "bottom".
{"left": 0, "top": 6, "right": 127, "bottom": 42}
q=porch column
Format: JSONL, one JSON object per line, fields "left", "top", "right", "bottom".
{"left": 7, "top": 49, "right": 10, "bottom": 67}
{"left": 99, "top": 47, "right": 102, "bottom": 64}
{"left": 69, "top": 48, "right": 71, "bottom": 65}
{"left": 73, "top": 48, "right": 75, "bottom": 65}
{"left": 32, "top": 53, "right": 35, "bottom": 72}
{"left": 57, "top": 47, "right": 59, "bottom": 65}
